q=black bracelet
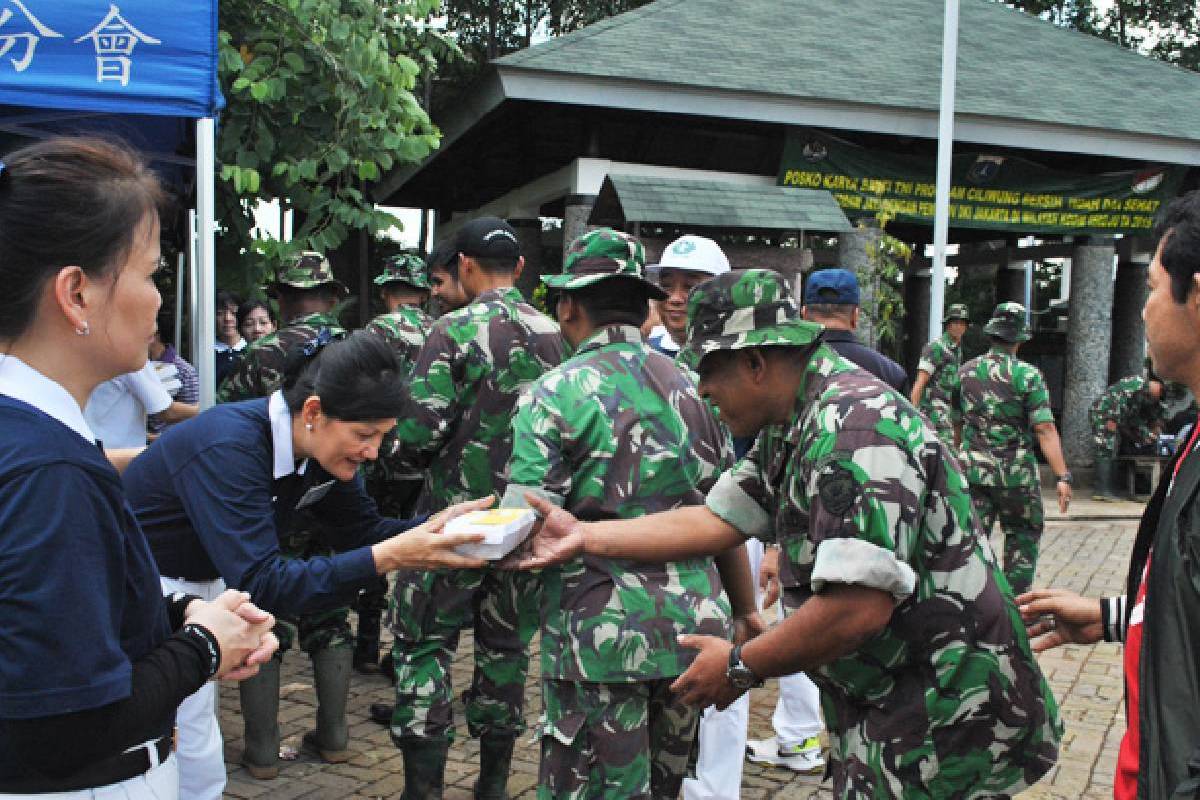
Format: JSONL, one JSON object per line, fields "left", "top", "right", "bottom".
{"left": 1056, "top": 472, "right": 1073, "bottom": 486}
{"left": 181, "top": 623, "right": 221, "bottom": 680}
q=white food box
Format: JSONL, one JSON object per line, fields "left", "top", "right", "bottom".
{"left": 446, "top": 508, "right": 537, "bottom": 560}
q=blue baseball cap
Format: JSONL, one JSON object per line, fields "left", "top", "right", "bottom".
{"left": 803, "top": 268, "right": 860, "bottom": 306}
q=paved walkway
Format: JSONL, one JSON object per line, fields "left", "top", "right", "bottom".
{"left": 219, "top": 505, "right": 1139, "bottom": 798}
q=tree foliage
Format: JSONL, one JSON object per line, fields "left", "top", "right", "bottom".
{"left": 432, "top": 0, "right": 651, "bottom": 109}
{"left": 1004, "top": 0, "right": 1200, "bottom": 70}
{"left": 216, "top": 0, "right": 454, "bottom": 292}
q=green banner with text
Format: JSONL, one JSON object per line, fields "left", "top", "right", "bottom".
{"left": 778, "top": 130, "right": 1187, "bottom": 234}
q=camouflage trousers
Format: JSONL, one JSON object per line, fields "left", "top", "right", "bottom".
{"left": 537, "top": 678, "right": 699, "bottom": 800}
{"left": 275, "top": 526, "right": 351, "bottom": 653}
{"left": 388, "top": 567, "right": 540, "bottom": 742}
{"left": 969, "top": 483, "right": 1044, "bottom": 595}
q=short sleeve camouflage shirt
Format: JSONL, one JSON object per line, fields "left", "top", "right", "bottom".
{"left": 390, "top": 286, "right": 564, "bottom": 510}
{"left": 507, "top": 325, "right": 731, "bottom": 682}
{"left": 916, "top": 331, "right": 961, "bottom": 429}
{"left": 216, "top": 311, "right": 346, "bottom": 402}
{"left": 958, "top": 346, "right": 1055, "bottom": 488}
{"left": 704, "top": 344, "right": 1061, "bottom": 798}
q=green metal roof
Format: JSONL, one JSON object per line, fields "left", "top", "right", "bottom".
{"left": 591, "top": 175, "right": 852, "bottom": 232}
{"left": 496, "top": 0, "right": 1200, "bottom": 147}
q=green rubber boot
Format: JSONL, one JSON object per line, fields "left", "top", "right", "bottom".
{"left": 302, "top": 647, "right": 353, "bottom": 763}
{"left": 475, "top": 733, "right": 516, "bottom": 799}
{"left": 239, "top": 658, "right": 281, "bottom": 779}
{"left": 397, "top": 736, "right": 449, "bottom": 800}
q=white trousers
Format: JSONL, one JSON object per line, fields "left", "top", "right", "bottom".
{"left": 0, "top": 755, "right": 178, "bottom": 800}
{"left": 682, "top": 540, "right": 823, "bottom": 800}
{"left": 159, "top": 577, "right": 226, "bottom": 800}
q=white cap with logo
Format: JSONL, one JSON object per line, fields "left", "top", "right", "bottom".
{"left": 647, "top": 235, "right": 730, "bottom": 278}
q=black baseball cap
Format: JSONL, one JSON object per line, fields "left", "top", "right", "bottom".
{"left": 454, "top": 216, "right": 521, "bottom": 259}
{"left": 427, "top": 239, "right": 457, "bottom": 270}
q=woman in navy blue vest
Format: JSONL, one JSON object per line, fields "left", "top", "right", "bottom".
{"left": 124, "top": 330, "right": 489, "bottom": 787}
{"left": 0, "top": 137, "right": 278, "bottom": 798}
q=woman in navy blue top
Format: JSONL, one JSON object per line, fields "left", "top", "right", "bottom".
{"left": 0, "top": 137, "right": 278, "bottom": 797}
{"left": 124, "top": 330, "right": 489, "bottom": 782}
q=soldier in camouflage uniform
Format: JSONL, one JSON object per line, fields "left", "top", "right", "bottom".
{"left": 385, "top": 217, "right": 564, "bottom": 799}
{"left": 217, "top": 251, "right": 346, "bottom": 404}
{"left": 1088, "top": 373, "right": 1167, "bottom": 500}
{"left": 506, "top": 229, "right": 759, "bottom": 799}
{"left": 958, "top": 302, "right": 1073, "bottom": 595}
{"left": 910, "top": 303, "right": 970, "bottom": 446}
{"left": 353, "top": 254, "right": 435, "bottom": 674}
{"left": 513, "top": 270, "right": 1063, "bottom": 799}
{"left": 214, "top": 252, "right": 357, "bottom": 773}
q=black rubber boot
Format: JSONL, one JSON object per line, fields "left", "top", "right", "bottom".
{"left": 353, "top": 606, "right": 383, "bottom": 674}
{"left": 474, "top": 733, "right": 516, "bottom": 799}
{"left": 1092, "top": 456, "right": 1119, "bottom": 501}
{"left": 397, "top": 736, "right": 449, "bottom": 800}
{"left": 239, "top": 658, "right": 281, "bottom": 779}
{"left": 301, "top": 647, "right": 353, "bottom": 763}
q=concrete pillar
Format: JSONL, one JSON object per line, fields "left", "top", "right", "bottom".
{"left": 561, "top": 193, "right": 597, "bottom": 263}
{"left": 509, "top": 218, "right": 544, "bottom": 302}
{"left": 837, "top": 224, "right": 884, "bottom": 348}
{"left": 904, "top": 265, "right": 932, "bottom": 374}
{"left": 1109, "top": 258, "right": 1149, "bottom": 381}
{"left": 1061, "top": 237, "right": 1116, "bottom": 468}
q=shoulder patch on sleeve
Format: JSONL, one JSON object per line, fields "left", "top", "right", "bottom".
{"left": 817, "top": 462, "right": 858, "bottom": 516}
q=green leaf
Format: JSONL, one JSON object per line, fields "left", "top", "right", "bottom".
{"left": 283, "top": 52, "right": 306, "bottom": 73}
{"left": 249, "top": 81, "right": 269, "bottom": 101}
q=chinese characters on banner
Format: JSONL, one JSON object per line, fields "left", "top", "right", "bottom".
{"left": 0, "top": 1, "right": 158, "bottom": 85}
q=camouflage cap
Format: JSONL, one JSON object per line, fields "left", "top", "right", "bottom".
{"left": 679, "top": 269, "right": 823, "bottom": 367}
{"left": 944, "top": 303, "right": 970, "bottom": 323}
{"left": 268, "top": 251, "right": 347, "bottom": 297}
{"left": 374, "top": 253, "right": 431, "bottom": 290}
{"left": 982, "top": 301, "right": 1032, "bottom": 343}
{"left": 543, "top": 228, "right": 668, "bottom": 300}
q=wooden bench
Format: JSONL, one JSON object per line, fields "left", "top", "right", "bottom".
{"left": 1118, "top": 455, "right": 1168, "bottom": 499}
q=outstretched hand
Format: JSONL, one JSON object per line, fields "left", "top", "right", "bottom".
{"left": 374, "top": 496, "right": 495, "bottom": 572}
{"left": 1016, "top": 588, "right": 1103, "bottom": 652}
{"left": 497, "top": 494, "right": 585, "bottom": 570}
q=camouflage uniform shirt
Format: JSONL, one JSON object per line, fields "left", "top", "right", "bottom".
{"left": 365, "top": 305, "right": 432, "bottom": 377}
{"left": 916, "top": 331, "right": 961, "bottom": 436}
{"left": 392, "top": 287, "right": 563, "bottom": 510}
{"left": 958, "top": 346, "right": 1055, "bottom": 488}
{"left": 508, "top": 325, "right": 731, "bottom": 682}
{"left": 217, "top": 311, "right": 346, "bottom": 402}
{"left": 706, "top": 344, "right": 1061, "bottom": 797}
{"left": 1089, "top": 375, "right": 1167, "bottom": 453}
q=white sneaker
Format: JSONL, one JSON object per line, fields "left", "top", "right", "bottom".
{"left": 745, "top": 735, "right": 825, "bottom": 774}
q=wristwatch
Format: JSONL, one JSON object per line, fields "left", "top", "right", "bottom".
{"left": 1056, "top": 472, "right": 1073, "bottom": 486}
{"left": 726, "top": 644, "right": 762, "bottom": 691}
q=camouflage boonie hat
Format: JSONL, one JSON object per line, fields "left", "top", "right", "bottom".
{"left": 680, "top": 269, "right": 823, "bottom": 367}
{"left": 983, "top": 301, "right": 1032, "bottom": 343}
{"left": 268, "top": 251, "right": 347, "bottom": 297}
{"left": 543, "top": 228, "right": 667, "bottom": 300}
{"left": 944, "top": 303, "right": 970, "bottom": 323}
{"left": 374, "top": 253, "right": 431, "bottom": 290}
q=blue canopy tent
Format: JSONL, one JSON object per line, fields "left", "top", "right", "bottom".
{"left": 0, "top": 0, "right": 222, "bottom": 405}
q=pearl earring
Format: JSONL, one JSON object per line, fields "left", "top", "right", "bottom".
{"left": 75, "top": 322, "right": 90, "bottom": 336}
{"left": 305, "top": 423, "right": 313, "bottom": 431}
